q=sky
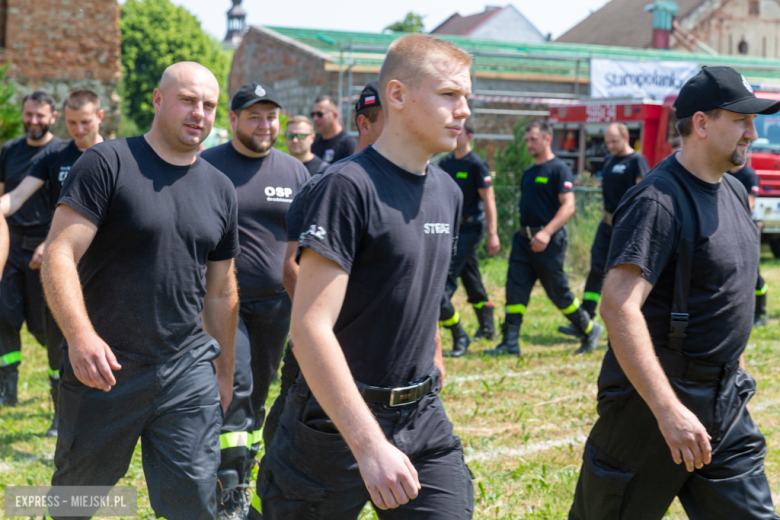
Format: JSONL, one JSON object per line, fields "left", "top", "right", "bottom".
{"left": 164, "top": 0, "right": 612, "bottom": 42}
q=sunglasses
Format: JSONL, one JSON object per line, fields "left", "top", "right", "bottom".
{"left": 285, "top": 132, "right": 311, "bottom": 140}
{"left": 310, "top": 111, "right": 328, "bottom": 118}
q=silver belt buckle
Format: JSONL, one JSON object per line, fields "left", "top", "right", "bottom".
{"left": 389, "top": 383, "right": 418, "bottom": 407}
{"left": 525, "top": 226, "right": 532, "bottom": 239}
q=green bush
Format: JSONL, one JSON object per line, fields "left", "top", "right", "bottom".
{"left": 0, "top": 63, "right": 22, "bottom": 144}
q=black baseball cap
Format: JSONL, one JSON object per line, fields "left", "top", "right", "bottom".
{"left": 674, "top": 66, "right": 780, "bottom": 118}
{"left": 355, "top": 80, "right": 381, "bottom": 112}
{"left": 230, "top": 82, "right": 281, "bottom": 111}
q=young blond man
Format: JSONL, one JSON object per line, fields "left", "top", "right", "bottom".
{"left": 259, "top": 34, "right": 474, "bottom": 519}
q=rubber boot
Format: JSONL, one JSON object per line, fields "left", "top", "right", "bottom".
{"left": 46, "top": 376, "right": 59, "bottom": 437}
{"left": 484, "top": 322, "right": 521, "bottom": 356}
{"left": 559, "top": 300, "right": 597, "bottom": 339}
{"left": 471, "top": 303, "right": 496, "bottom": 341}
{"left": 0, "top": 366, "right": 19, "bottom": 407}
{"left": 754, "top": 293, "right": 768, "bottom": 327}
{"left": 444, "top": 322, "right": 471, "bottom": 358}
{"left": 217, "top": 469, "right": 249, "bottom": 520}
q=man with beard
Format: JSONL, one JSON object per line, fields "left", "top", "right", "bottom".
{"left": 310, "top": 95, "right": 356, "bottom": 163}
{"left": 728, "top": 162, "right": 768, "bottom": 326}
{"left": 200, "top": 82, "right": 309, "bottom": 519}
{"left": 570, "top": 66, "right": 780, "bottom": 519}
{"left": 285, "top": 115, "right": 328, "bottom": 175}
{"left": 42, "top": 62, "right": 239, "bottom": 520}
{"left": 559, "top": 123, "right": 647, "bottom": 339}
{"left": 0, "top": 89, "right": 104, "bottom": 435}
{"left": 0, "top": 91, "right": 61, "bottom": 407}
{"left": 487, "top": 120, "right": 603, "bottom": 356}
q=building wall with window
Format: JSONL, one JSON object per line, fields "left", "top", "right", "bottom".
{"left": 0, "top": 0, "right": 121, "bottom": 138}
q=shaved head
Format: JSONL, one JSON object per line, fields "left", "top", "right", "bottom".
{"left": 151, "top": 61, "right": 220, "bottom": 154}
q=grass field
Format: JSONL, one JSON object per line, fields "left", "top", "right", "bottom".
{"left": 2, "top": 250, "right": 780, "bottom": 519}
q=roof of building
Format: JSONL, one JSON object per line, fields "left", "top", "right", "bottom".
{"left": 259, "top": 25, "right": 780, "bottom": 84}
{"left": 556, "top": 0, "right": 703, "bottom": 48}
{"left": 430, "top": 6, "right": 503, "bottom": 36}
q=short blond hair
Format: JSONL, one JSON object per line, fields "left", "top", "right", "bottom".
{"left": 607, "top": 123, "right": 629, "bottom": 138}
{"left": 379, "top": 34, "right": 472, "bottom": 107}
{"left": 288, "top": 115, "right": 313, "bottom": 131}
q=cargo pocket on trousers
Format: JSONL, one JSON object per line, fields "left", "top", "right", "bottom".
{"left": 580, "top": 440, "right": 636, "bottom": 518}
{"left": 260, "top": 465, "right": 326, "bottom": 518}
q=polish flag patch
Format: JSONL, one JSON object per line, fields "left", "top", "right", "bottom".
{"left": 484, "top": 176, "right": 492, "bottom": 183}
{"left": 752, "top": 186, "right": 760, "bottom": 193}
{"left": 563, "top": 181, "right": 573, "bottom": 189}
{"left": 365, "top": 96, "right": 376, "bottom": 105}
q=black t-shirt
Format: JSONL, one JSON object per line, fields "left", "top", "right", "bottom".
{"left": 731, "top": 164, "right": 760, "bottom": 197}
{"left": 601, "top": 152, "right": 649, "bottom": 214}
{"left": 311, "top": 129, "right": 356, "bottom": 164}
{"left": 299, "top": 146, "right": 462, "bottom": 387}
{"left": 303, "top": 155, "right": 328, "bottom": 177}
{"left": 200, "top": 143, "right": 309, "bottom": 301}
{"left": 439, "top": 151, "right": 492, "bottom": 219}
{"left": 29, "top": 139, "right": 86, "bottom": 216}
{"left": 59, "top": 136, "right": 240, "bottom": 364}
{"left": 607, "top": 154, "right": 757, "bottom": 364}
{"left": 519, "top": 157, "right": 574, "bottom": 227}
{"left": 0, "top": 135, "right": 62, "bottom": 235}
{"left": 286, "top": 172, "right": 325, "bottom": 242}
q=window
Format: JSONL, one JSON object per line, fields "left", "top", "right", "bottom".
{"left": 749, "top": 0, "right": 760, "bottom": 16}
{"left": 738, "top": 39, "right": 749, "bottom": 55}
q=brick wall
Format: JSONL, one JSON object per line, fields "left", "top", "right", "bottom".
{"left": 0, "top": 0, "right": 122, "bottom": 137}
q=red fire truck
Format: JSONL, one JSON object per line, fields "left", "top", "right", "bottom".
{"left": 549, "top": 92, "right": 780, "bottom": 256}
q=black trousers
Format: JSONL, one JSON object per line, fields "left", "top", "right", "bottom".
{"left": 570, "top": 349, "right": 778, "bottom": 520}
{"left": 51, "top": 341, "right": 223, "bottom": 520}
{"left": 440, "top": 221, "right": 489, "bottom": 322}
{"left": 218, "top": 294, "right": 291, "bottom": 481}
{"left": 45, "top": 306, "right": 64, "bottom": 379}
{"left": 0, "top": 239, "right": 47, "bottom": 369}
{"left": 582, "top": 222, "right": 612, "bottom": 315}
{"left": 260, "top": 370, "right": 474, "bottom": 519}
{"left": 262, "top": 340, "right": 299, "bottom": 455}
{"left": 506, "top": 229, "right": 579, "bottom": 318}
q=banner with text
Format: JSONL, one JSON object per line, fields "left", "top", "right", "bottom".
{"left": 590, "top": 59, "right": 699, "bottom": 100}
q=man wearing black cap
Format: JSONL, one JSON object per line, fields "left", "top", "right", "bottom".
{"left": 570, "top": 66, "right": 780, "bottom": 519}
{"left": 439, "top": 118, "right": 500, "bottom": 357}
{"left": 728, "top": 161, "right": 768, "bottom": 326}
{"left": 310, "top": 95, "right": 357, "bottom": 163}
{"left": 354, "top": 80, "right": 385, "bottom": 154}
{"left": 200, "top": 82, "right": 309, "bottom": 518}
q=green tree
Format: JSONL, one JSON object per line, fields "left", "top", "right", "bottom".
{"left": 494, "top": 118, "right": 534, "bottom": 186}
{"left": 120, "top": 0, "right": 231, "bottom": 132}
{"left": 0, "top": 64, "right": 22, "bottom": 144}
{"left": 385, "top": 12, "right": 425, "bottom": 33}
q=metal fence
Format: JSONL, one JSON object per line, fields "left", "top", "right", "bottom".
{"left": 491, "top": 185, "right": 603, "bottom": 277}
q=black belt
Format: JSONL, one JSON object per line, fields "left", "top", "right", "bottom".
{"left": 462, "top": 214, "right": 484, "bottom": 225}
{"left": 654, "top": 346, "right": 739, "bottom": 382}
{"left": 357, "top": 377, "right": 432, "bottom": 407}
{"left": 519, "top": 226, "right": 544, "bottom": 240}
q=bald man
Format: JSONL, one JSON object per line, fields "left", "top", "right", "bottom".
{"left": 41, "top": 62, "right": 240, "bottom": 520}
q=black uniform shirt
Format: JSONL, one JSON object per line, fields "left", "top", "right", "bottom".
{"left": 59, "top": 136, "right": 240, "bottom": 364}
{"left": 29, "top": 139, "right": 87, "bottom": 216}
{"left": 601, "top": 152, "right": 649, "bottom": 214}
{"left": 519, "top": 157, "right": 574, "bottom": 228}
{"left": 439, "top": 151, "right": 492, "bottom": 219}
{"left": 311, "top": 129, "right": 356, "bottom": 163}
{"left": 299, "top": 146, "right": 462, "bottom": 387}
{"left": 607, "top": 154, "right": 757, "bottom": 364}
{"left": 201, "top": 143, "right": 309, "bottom": 301}
{"left": 731, "top": 164, "right": 760, "bottom": 197}
{"left": 302, "top": 155, "right": 328, "bottom": 177}
{"left": 0, "top": 135, "right": 62, "bottom": 235}
{"left": 286, "top": 172, "right": 325, "bottom": 241}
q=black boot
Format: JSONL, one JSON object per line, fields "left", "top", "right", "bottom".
{"left": 559, "top": 300, "right": 597, "bottom": 339}
{"left": 217, "top": 469, "right": 249, "bottom": 520}
{"left": 576, "top": 321, "right": 604, "bottom": 354}
{"left": 754, "top": 293, "right": 768, "bottom": 327}
{"left": 484, "top": 322, "right": 521, "bottom": 356}
{"left": 444, "top": 322, "right": 471, "bottom": 357}
{"left": 0, "top": 366, "right": 18, "bottom": 407}
{"left": 46, "top": 376, "right": 59, "bottom": 437}
{"left": 471, "top": 303, "right": 496, "bottom": 341}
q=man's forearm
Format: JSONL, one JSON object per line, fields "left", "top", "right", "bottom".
{"left": 483, "top": 188, "right": 498, "bottom": 236}
{"left": 602, "top": 303, "right": 681, "bottom": 420}
{"left": 294, "top": 322, "right": 384, "bottom": 456}
{"left": 544, "top": 201, "right": 575, "bottom": 235}
{"left": 41, "top": 243, "right": 96, "bottom": 341}
{"left": 0, "top": 215, "right": 8, "bottom": 272}
{"left": 202, "top": 292, "right": 238, "bottom": 375}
